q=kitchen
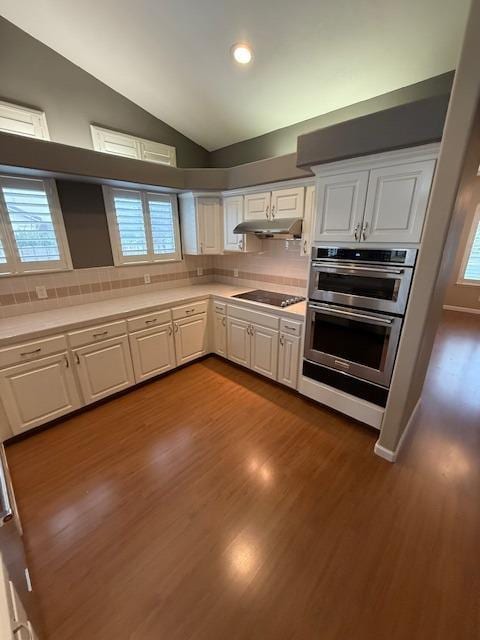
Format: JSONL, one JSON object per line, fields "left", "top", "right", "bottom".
{"left": 0, "top": 1, "right": 480, "bottom": 638}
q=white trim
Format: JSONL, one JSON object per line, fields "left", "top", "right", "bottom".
{"left": 311, "top": 143, "right": 440, "bottom": 177}
{"left": 457, "top": 204, "right": 480, "bottom": 284}
{"left": 443, "top": 304, "right": 480, "bottom": 315}
{"left": 0, "top": 175, "right": 72, "bottom": 276}
{"left": 374, "top": 397, "right": 422, "bottom": 462}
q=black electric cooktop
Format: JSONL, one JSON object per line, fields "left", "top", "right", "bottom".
{"left": 232, "top": 290, "right": 305, "bottom": 308}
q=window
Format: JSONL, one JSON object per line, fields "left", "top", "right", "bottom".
{"left": 91, "top": 126, "right": 176, "bottom": 167}
{"left": 0, "top": 100, "right": 50, "bottom": 140}
{"left": 103, "top": 187, "right": 181, "bottom": 265}
{"left": 459, "top": 205, "right": 480, "bottom": 284}
{"left": 0, "top": 176, "right": 72, "bottom": 275}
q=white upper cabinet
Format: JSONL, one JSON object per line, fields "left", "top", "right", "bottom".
{"left": 313, "top": 146, "right": 438, "bottom": 244}
{"left": 362, "top": 160, "right": 436, "bottom": 243}
{"left": 244, "top": 192, "right": 271, "bottom": 220}
{"left": 179, "top": 194, "right": 223, "bottom": 255}
{"left": 271, "top": 187, "right": 305, "bottom": 219}
{"left": 314, "top": 171, "right": 369, "bottom": 242}
{"left": 223, "top": 195, "right": 262, "bottom": 253}
{"left": 300, "top": 185, "right": 316, "bottom": 257}
{"left": 90, "top": 125, "right": 176, "bottom": 166}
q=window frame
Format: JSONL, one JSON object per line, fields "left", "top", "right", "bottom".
{"left": 0, "top": 175, "right": 72, "bottom": 276}
{"left": 103, "top": 186, "right": 182, "bottom": 266}
{"left": 458, "top": 204, "right": 480, "bottom": 286}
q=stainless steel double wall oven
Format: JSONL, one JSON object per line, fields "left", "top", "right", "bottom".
{"left": 304, "top": 247, "right": 417, "bottom": 406}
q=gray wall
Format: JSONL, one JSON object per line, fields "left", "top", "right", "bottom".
{"left": 56, "top": 180, "right": 114, "bottom": 269}
{"left": 210, "top": 73, "right": 454, "bottom": 168}
{"left": 0, "top": 17, "right": 209, "bottom": 168}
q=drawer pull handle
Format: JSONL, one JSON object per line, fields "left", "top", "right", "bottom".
{"left": 222, "top": 317, "right": 226, "bottom": 327}
{"left": 185, "top": 309, "right": 196, "bottom": 314}
{"left": 64, "top": 354, "right": 69, "bottom": 368}
{"left": 168, "top": 325, "right": 173, "bottom": 336}
{"left": 145, "top": 319, "right": 157, "bottom": 325}
{"left": 20, "top": 348, "right": 41, "bottom": 357}
{"left": 284, "top": 325, "right": 295, "bottom": 331}
{"left": 280, "top": 335, "right": 285, "bottom": 346}
{"left": 93, "top": 331, "right": 108, "bottom": 338}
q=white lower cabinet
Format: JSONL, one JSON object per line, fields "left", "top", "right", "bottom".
{"left": 0, "top": 352, "right": 80, "bottom": 435}
{"left": 250, "top": 324, "right": 278, "bottom": 380}
{"left": 129, "top": 323, "right": 176, "bottom": 383}
{"left": 173, "top": 314, "right": 208, "bottom": 365}
{"left": 73, "top": 335, "right": 134, "bottom": 404}
{"left": 227, "top": 317, "right": 251, "bottom": 367}
{"left": 213, "top": 312, "right": 227, "bottom": 357}
{"left": 278, "top": 333, "right": 301, "bottom": 389}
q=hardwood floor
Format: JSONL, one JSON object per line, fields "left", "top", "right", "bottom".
{"left": 5, "top": 311, "right": 480, "bottom": 640}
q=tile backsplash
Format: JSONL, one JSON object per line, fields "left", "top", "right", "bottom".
{"left": 0, "top": 240, "right": 309, "bottom": 318}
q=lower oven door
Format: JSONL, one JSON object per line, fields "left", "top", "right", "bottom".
{"left": 309, "top": 262, "right": 413, "bottom": 314}
{"left": 304, "top": 302, "right": 402, "bottom": 387}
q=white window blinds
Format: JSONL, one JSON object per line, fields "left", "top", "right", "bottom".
{"left": 0, "top": 176, "right": 72, "bottom": 275}
{"left": 463, "top": 210, "right": 480, "bottom": 282}
{"left": 105, "top": 187, "right": 181, "bottom": 265}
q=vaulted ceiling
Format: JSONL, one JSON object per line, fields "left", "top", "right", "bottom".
{"left": 0, "top": 0, "right": 470, "bottom": 151}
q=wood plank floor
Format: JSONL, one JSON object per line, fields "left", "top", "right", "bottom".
{"left": 6, "top": 311, "right": 480, "bottom": 640}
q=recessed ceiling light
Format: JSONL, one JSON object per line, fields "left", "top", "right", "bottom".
{"left": 232, "top": 43, "right": 253, "bottom": 65}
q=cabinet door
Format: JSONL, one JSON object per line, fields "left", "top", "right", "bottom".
{"left": 74, "top": 335, "right": 134, "bottom": 404}
{"left": 250, "top": 324, "right": 278, "bottom": 381}
{"left": 213, "top": 313, "right": 227, "bottom": 357}
{"left": 227, "top": 317, "right": 251, "bottom": 368}
{"left": 197, "top": 197, "right": 222, "bottom": 254}
{"left": 300, "top": 185, "right": 316, "bottom": 257}
{"left": 314, "top": 171, "right": 369, "bottom": 242}
{"left": 223, "top": 195, "right": 244, "bottom": 252}
{"left": 244, "top": 192, "right": 271, "bottom": 220}
{"left": 174, "top": 314, "right": 207, "bottom": 365}
{"left": 362, "top": 160, "right": 436, "bottom": 243}
{"left": 271, "top": 187, "right": 305, "bottom": 219}
{"left": 278, "top": 333, "right": 300, "bottom": 389}
{"left": 129, "top": 323, "right": 176, "bottom": 383}
{"left": 0, "top": 353, "right": 80, "bottom": 434}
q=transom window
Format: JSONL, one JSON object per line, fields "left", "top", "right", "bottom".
{"left": 0, "top": 176, "right": 72, "bottom": 275}
{"left": 459, "top": 205, "right": 480, "bottom": 284}
{"left": 103, "top": 186, "right": 181, "bottom": 265}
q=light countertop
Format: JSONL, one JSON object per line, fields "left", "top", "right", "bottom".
{"left": 0, "top": 284, "right": 307, "bottom": 347}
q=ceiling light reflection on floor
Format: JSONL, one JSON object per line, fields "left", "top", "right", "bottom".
{"left": 229, "top": 535, "right": 260, "bottom": 581}
{"left": 248, "top": 457, "right": 274, "bottom": 486}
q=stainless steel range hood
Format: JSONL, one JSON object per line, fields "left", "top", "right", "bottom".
{"left": 233, "top": 217, "right": 303, "bottom": 239}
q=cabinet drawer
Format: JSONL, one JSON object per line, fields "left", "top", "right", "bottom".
{"left": 227, "top": 305, "right": 279, "bottom": 330}
{"left": 127, "top": 309, "right": 172, "bottom": 333}
{"left": 212, "top": 300, "right": 226, "bottom": 315}
{"left": 67, "top": 320, "right": 127, "bottom": 348}
{"left": 280, "top": 318, "right": 303, "bottom": 337}
{"left": 172, "top": 300, "right": 208, "bottom": 320}
{"left": 0, "top": 335, "right": 67, "bottom": 369}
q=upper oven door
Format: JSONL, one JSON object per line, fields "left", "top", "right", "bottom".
{"left": 309, "top": 261, "right": 413, "bottom": 314}
{"left": 304, "top": 302, "right": 402, "bottom": 387}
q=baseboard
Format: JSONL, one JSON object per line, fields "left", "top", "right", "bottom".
{"left": 443, "top": 304, "right": 480, "bottom": 315}
{"left": 374, "top": 397, "right": 422, "bottom": 463}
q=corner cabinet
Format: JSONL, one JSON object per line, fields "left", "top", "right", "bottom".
{"left": 179, "top": 193, "right": 223, "bottom": 255}
{"left": 313, "top": 146, "right": 438, "bottom": 244}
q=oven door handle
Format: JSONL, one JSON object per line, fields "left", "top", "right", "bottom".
{"left": 0, "top": 457, "right": 13, "bottom": 524}
{"left": 308, "top": 303, "right": 394, "bottom": 326}
{"left": 311, "top": 262, "right": 405, "bottom": 275}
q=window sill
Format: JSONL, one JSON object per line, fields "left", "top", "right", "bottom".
{"left": 455, "top": 279, "right": 480, "bottom": 287}
{"left": 0, "top": 267, "right": 73, "bottom": 278}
